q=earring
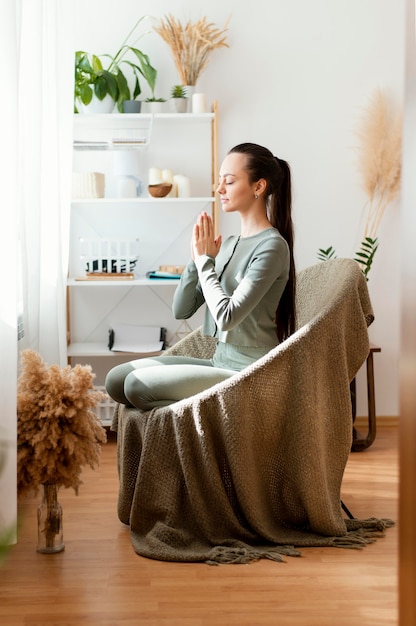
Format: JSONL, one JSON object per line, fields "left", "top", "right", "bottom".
{"left": 254, "top": 194, "right": 258, "bottom": 199}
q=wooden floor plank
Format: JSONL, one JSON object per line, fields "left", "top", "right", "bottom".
{"left": 0, "top": 427, "right": 398, "bottom": 626}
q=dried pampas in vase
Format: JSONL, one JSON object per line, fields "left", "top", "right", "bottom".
{"left": 356, "top": 88, "right": 402, "bottom": 239}
{"left": 154, "top": 14, "right": 229, "bottom": 86}
{"left": 17, "top": 349, "right": 107, "bottom": 552}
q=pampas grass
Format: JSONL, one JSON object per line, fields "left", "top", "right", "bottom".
{"left": 356, "top": 88, "right": 402, "bottom": 238}
{"left": 154, "top": 14, "right": 229, "bottom": 86}
{"left": 318, "top": 89, "right": 401, "bottom": 280}
{"left": 17, "top": 350, "right": 107, "bottom": 498}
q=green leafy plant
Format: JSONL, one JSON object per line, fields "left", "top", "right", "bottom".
{"left": 0, "top": 436, "right": 16, "bottom": 564}
{"left": 171, "top": 85, "right": 187, "bottom": 98}
{"left": 145, "top": 96, "right": 166, "bottom": 103}
{"left": 354, "top": 237, "right": 379, "bottom": 280}
{"left": 74, "top": 17, "right": 157, "bottom": 113}
{"left": 317, "top": 246, "right": 337, "bottom": 263}
{"left": 317, "top": 237, "right": 378, "bottom": 281}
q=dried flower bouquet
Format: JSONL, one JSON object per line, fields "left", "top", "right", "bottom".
{"left": 17, "top": 349, "right": 107, "bottom": 498}
{"left": 154, "top": 14, "right": 229, "bottom": 86}
{"left": 356, "top": 88, "right": 402, "bottom": 239}
{"left": 318, "top": 88, "right": 401, "bottom": 280}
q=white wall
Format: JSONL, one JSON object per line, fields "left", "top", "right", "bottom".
{"left": 73, "top": 0, "right": 405, "bottom": 416}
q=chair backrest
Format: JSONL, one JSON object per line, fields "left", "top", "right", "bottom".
{"left": 166, "top": 258, "right": 373, "bottom": 359}
{"left": 295, "top": 257, "right": 373, "bottom": 330}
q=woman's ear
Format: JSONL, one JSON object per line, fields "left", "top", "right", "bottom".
{"left": 255, "top": 178, "right": 267, "bottom": 197}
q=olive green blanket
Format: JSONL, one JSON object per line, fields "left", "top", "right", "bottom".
{"left": 111, "top": 259, "right": 393, "bottom": 564}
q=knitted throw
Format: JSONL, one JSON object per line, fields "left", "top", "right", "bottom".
{"left": 112, "top": 259, "right": 394, "bottom": 564}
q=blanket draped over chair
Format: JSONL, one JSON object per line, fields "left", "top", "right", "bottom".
{"left": 111, "top": 258, "right": 394, "bottom": 564}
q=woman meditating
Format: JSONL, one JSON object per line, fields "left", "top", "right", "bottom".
{"left": 105, "top": 142, "right": 296, "bottom": 410}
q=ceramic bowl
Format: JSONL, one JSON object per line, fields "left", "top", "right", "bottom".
{"left": 148, "top": 183, "right": 172, "bottom": 198}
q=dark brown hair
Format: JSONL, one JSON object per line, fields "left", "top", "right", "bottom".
{"left": 229, "top": 143, "right": 296, "bottom": 341}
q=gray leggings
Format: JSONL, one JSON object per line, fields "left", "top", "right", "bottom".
{"left": 105, "top": 355, "right": 237, "bottom": 410}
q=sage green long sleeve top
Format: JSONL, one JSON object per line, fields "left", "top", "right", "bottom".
{"left": 172, "top": 227, "right": 290, "bottom": 369}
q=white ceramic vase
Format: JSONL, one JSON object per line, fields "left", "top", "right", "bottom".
{"left": 76, "top": 93, "right": 115, "bottom": 115}
{"left": 183, "top": 86, "right": 196, "bottom": 112}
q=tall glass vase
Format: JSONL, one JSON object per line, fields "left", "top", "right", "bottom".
{"left": 37, "top": 483, "right": 65, "bottom": 554}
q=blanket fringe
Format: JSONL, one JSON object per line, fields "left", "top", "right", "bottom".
{"left": 331, "top": 518, "right": 395, "bottom": 550}
{"left": 204, "top": 519, "right": 395, "bottom": 564}
{"left": 345, "top": 517, "right": 395, "bottom": 532}
{"left": 205, "top": 545, "right": 300, "bottom": 565}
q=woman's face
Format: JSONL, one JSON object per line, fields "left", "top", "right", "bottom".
{"left": 216, "top": 153, "right": 258, "bottom": 214}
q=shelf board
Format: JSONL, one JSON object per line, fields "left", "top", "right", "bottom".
{"left": 73, "top": 112, "right": 214, "bottom": 149}
{"left": 74, "top": 112, "right": 214, "bottom": 123}
{"left": 146, "top": 112, "right": 215, "bottom": 120}
{"left": 67, "top": 277, "right": 180, "bottom": 286}
{"left": 67, "top": 342, "right": 163, "bottom": 358}
{"left": 73, "top": 140, "right": 149, "bottom": 151}
{"left": 71, "top": 196, "right": 215, "bottom": 205}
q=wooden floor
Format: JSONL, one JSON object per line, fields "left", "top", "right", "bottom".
{"left": 0, "top": 425, "right": 398, "bottom": 626}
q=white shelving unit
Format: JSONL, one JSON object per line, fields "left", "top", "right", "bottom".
{"left": 67, "top": 105, "right": 219, "bottom": 422}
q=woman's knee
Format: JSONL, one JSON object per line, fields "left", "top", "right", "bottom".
{"left": 105, "top": 362, "right": 134, "bottom": 405}
{"left": 124, "top": 370, "right": 156, "bottom": 410}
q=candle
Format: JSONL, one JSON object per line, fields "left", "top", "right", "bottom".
{"left": 162, "top": 169, "right": 174, "bottom": 184}
{"left": 148, "top": 167, "right": 163, "bottom": 185}
{"left": 173, "top": 174, "right": 191, "bottom": 198}
{"left": 192, "top": 93, "right": 207, "bottom": 114}
{"left": 162, "top": 169, "right": 176, "bottom": 197}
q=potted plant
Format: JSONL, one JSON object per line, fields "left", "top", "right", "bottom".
{"left": 145, "top": 96, "right": 167, "bottom": 113}
{"left": 74, "top": 17, "right": 157, "bottom": 113}
{"left": 170, "top": 85, "right": 188, "bottom": 113}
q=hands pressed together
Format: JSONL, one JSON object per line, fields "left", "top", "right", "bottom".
{"left": 191, "top": 211, "right": 222, "bottom": 260}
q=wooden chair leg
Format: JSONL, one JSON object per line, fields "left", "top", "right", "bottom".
{"left": 351, "top": 346, "right": 380, "bottom": 452}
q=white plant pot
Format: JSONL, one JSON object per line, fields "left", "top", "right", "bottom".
{"left": 170, "top": 98, "right": 188, "bottom": 113}
{"left": 146, "top": 101, "right": 165, "bottom": 114}
{"left": 76, "top": 93, "right": 115, "bottom": 115}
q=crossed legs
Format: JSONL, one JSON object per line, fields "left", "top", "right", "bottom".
{"left": 105, "top": 355, "right": 236, "bottom": 410}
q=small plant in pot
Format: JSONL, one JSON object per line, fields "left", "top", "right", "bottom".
{"left": 145, "top": 96, "right": 167, "bottom": 113}
{"left": 170, "top": 85, "right": 188, "bottom": 113}
{"left": 74, "top": 17, "right": 157, "bottom": 113}
{"left": 144, "top": 77, "right": 167, "bottom": 113}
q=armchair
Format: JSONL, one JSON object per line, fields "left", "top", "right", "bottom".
{"left": 111, "top": 258, "right": 393, "bottom": 564}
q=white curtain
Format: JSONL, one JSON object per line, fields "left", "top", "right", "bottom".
{"left": 18, "top": 0, "right": 74, "bottom": 365}
{"left": 0, "top": 0, "right": 73, "bottom": 544}
{"left": 0, "top": 0, "right": 19, "bottom": 546}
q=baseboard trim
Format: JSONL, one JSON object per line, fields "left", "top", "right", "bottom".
{"left": 355, "top": 415, "right": 399, "bottom": 428}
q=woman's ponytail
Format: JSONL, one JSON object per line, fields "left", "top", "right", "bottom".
{"left": 229, "top": 144, "right": 296, "bottom": 342}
